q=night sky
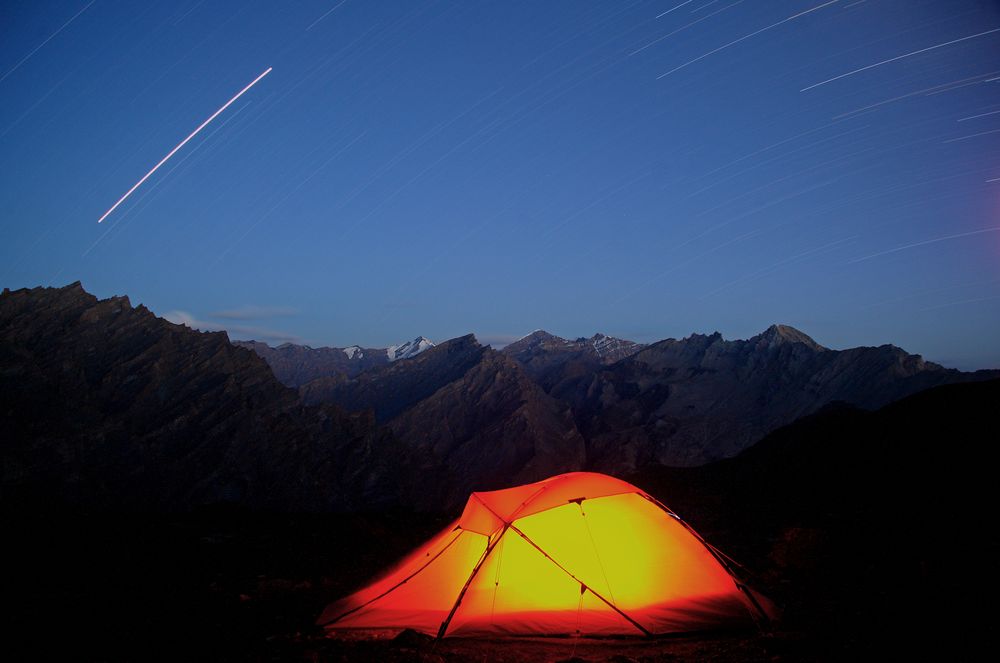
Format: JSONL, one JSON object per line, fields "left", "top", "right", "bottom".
{"left": 2, "top": 0, "right": 998, "bottom": 369}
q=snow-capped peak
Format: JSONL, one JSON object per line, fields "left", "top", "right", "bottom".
{"left": 386, "top": 336, "right": 435, "bottom": 362}
{"left": 343, "top": 345, "right": 363, "bottom": 360}
{"left": 591, "top": 333, "right": 619, "bottom": 355}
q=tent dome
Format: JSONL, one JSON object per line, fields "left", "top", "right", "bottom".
{"left": 318, "top": 472, "right": 770, "bottom": 637}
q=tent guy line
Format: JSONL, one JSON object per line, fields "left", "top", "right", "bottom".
{"left": 96, "top": 67, "right": 272, "bottom": 223}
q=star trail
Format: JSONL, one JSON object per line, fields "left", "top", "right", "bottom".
{"left": 1, "top": 0, "right": 998, "bottom": 369}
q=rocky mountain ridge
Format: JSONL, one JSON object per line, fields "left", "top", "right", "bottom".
{"left": 0, "top": 283, "right": 423, "bottom": 511}
{"left": 4, "top": 283, "right": 997, "bottom": 513}
{"left": 233, "top": 335, "right": 435, "bottom": 388}
{"left": 2, "top": 284, "right": 583, "bottom": 510}
{"left": 554, "top": 324, "right": 995, "bottom": 467}
{"left": 249, "top": 320, "right": 997, "bottom": 473}
{"left": 501, "top": 330, "right": 645, "bottom": 390}
{"left": 299, "top": 334, "right": 587, "bottom": 502}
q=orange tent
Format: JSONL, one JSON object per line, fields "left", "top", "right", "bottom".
{"left": 318, "top": 472, "right": 771, "bottom": 637}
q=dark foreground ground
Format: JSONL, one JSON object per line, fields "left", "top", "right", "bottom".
{"left": 7, "top": 379, "right": 1000, "bottom": 661}
{"left": 5, "top": 511, "right": 796, "bottom": 662}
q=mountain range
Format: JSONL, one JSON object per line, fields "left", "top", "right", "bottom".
{"left": 233, "top": 335, "right": 434, "bottom": 387}
{"left": 502, "top": 330, "right": 646, "bottom": 391}
{"left": 544, "top": 323, "right": 991, "bottom": 467}
{"left": 7, "top": 283, "right": 997, "bottom": 661}
{"left": 2, "top": 282, "right": 997, "bottom": 512}
{"left": 246, "top": 319, "right": 996, "bottom": 472}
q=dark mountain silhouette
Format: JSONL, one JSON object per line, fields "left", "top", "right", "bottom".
{"left": 4, "top": 282, "right": 995, "bottom": 515}
{"left": 0, "top": 283, "right": 422, "bottom": 511}
{"left": 629, "top": 377, "right": 1000, "bottom": 659}
{"left": 1, "top": 284, "right": 580, "bottom": 511}
{"left": 550, "top": 324, "right": 997, "bottom": 469}
{"left": 8, "top": 368, "right": 993, "bottom": 661}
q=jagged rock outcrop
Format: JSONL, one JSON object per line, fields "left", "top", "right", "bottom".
{"left": 557, "top": 324, "right": 997, "bottom": 469}
{"left": 234, "top": 336, "right": 435, "bottom": 389}
{"left": 233, "top": 340, "right": 388, "bottom": 386}
{"left": 299, "top": 335, "right": 487, "bottom": 419}
{"left": 300, "top": 335, "right": 587, "bottom": 502}
{"left": 0, "top": 283, "right": 425, "bottom": 511}
{"left": 502, "top": 330, "right": 645, "bottom": 391}
{"left": 387, "top": 350, "right": 586, "bottom": 504}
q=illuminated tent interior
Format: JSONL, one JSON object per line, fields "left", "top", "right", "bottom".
{"left": 318, "top": 472, "right": 772, "bottom": 638}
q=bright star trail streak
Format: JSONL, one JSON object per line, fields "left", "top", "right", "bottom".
{"left": 942, "top": 128, "right": 1000, "bottom": 143}
{"left": 850, "top": 227, "right": 1000, "bottom": 263}
{"left": 800, "top": 27, "right": 1000, "bottom": 92}
{"left": 656, "top": 1, "right": 694, "bottom": 18}
{"left": 306, "top": 0, "right": 348, "bottom": 31}
{"left": 958, "top": 109, "right": 1000, "bottom": 122}
{"left": 655, "top": 0, "right": 840, "bottom": 79}
{"left": 96, "top": 67, "right": 272, "bottom": 223}
{"left": 630, "top": 1, "right": 743, "bottom": 57}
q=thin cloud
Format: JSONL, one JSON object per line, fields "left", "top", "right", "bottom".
{"left": 225, "top": 325, "right": 303, "bottom": 345}
{"left": 475, "top": 333, "right": 523, "bottom": 349}
{"left": 163, "top": 310, "right": 223, "bottom": 331}
{"left": 162, "top": 310, "right": 302, "bottom": 345}
{"left": 211, "top": 305, "right": 299, "bottom": 320}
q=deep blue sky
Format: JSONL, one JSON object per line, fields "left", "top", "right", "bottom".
{"left": 2, "top": 0, "right": 998, "bottom": 369}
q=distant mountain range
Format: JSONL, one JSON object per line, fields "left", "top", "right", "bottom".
{"left": 248, "top": 321, "right": 996, "bottom": 471}
{"left": 502, "top": 330, "right": 646, "bottom": 391}
{"left": 2, "top": 283, "right": 998, "bottom": 512}
{"left": 233, "top": 335, "right": 434, "bottom": 387}
{"left": 296, "top": 334, "right": 585, "bottom": 505}
{"left": 543, "top": 323, "right": 994, "bottom": 467}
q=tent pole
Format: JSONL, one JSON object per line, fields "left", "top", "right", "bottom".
{"left": 319, "top": 528, "right": 464, "bottom": 627}
{"left": 508, "top": 523, "right": 652, "bottom": 637}
{"left": 436, "top": 524, "right": 509, "bottom": 639}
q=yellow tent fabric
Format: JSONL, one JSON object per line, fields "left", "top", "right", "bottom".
{"left": 318, "top": 472, "right": 767, "bottom": 637}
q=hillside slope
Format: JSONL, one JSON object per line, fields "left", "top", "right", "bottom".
{"left": 0, "top": 283, "right": 420, "bottom": 511}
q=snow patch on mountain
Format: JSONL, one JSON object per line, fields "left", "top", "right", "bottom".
{"left": 387, "top": 336, "right": 435, "bottom": 362}
{"left": 591, "top": 333, "right": 639, "bottom": 358}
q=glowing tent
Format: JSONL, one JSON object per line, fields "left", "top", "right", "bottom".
{"left": 318, "top": 472, "right": 771, "bottom": 637}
